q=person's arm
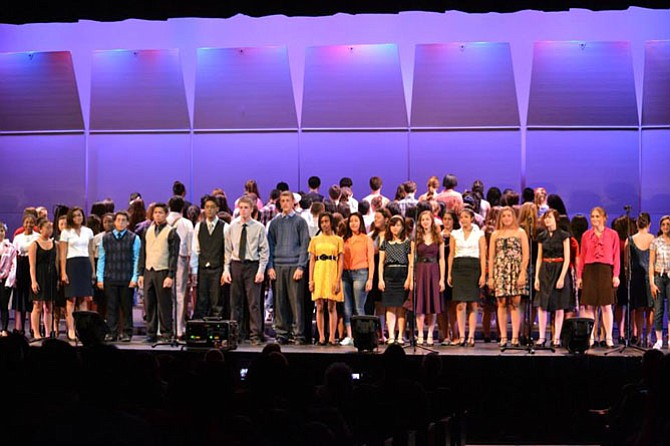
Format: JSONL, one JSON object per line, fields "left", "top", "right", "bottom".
{"left": 137, "top": 231, "right": 146, "bottom": 289}
{"left": 190, "top": 223, "right": 200, "bottom": 275}
{"left": 223, "top": 223, "right": 233, "bottom": 284}
{"left": 29, "top": 241, "right": 38, "bottom": 294}
{"left": 534, "top": 242, "right": 543, "bottom": 292}
{"left": 96, "top": 237, "right": 106, "bottom": 289}
{"left": 406, "top": 241, "right": 414, "bottom": 290}
{"left": 438, "top": 239, "right": 446, "bottom": 292}
{"left": 308, "top": 240, "right": 316, "bottom": 294}
{"left": 88, "top": 231, "right": 96, "bottom": 280}
{"left": 295, "top": 219, "right": 310, "bottom": 280}
{"left": 334, "top": 238, "right": 343, "bottom": 295}
{"left": 130, "top": 235, "right": 140, "bottom": 287}
{"left": 487, "top": 231, "right": 497, "bottom": 290}
{"left": 167, "top": 229, "right": 180, "bottom": 280}
{"left": 612, "top": 231, "right": 621, "bottom": 287}
{"left": 59, "top": 232, "right": 69, "bottom": 284}
{"left": 518, "top": 229, "right": 529, "bottom": 287}
{"left": 377, "top": 250, "right": 386, "bottom": 292}
{"left": 447, "top": 235, "right": 455, "bottom": 287}
{"left": 365, "top": 236, "right": 374, "bottom": 292}
{"left": 256, "top": 226, "right": 270, "bottom": 283}
{"left": 557, "top": 236, "right": 570, "bottom": 289}
{"left": 649, "top": 243, "right": 658, "bottom": 298}
{"left": 478, "top": 234, "right": 487, "bottom": 288}
{"left": 267, "top": 221, "right": 276, "bottom": 280}
{"left": 576, "top": 233, "right": 588, "bottom": 288}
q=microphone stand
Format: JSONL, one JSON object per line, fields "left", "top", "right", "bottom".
{"left": 605, "top": 206, "right": 647, "bottom": 356}
{"left": 502, "top": 214, "right": 554, "bottom": 354}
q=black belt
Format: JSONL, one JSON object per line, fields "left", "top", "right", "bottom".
{"left": 317, "top": 254, "right": 337, "bottom": 261}
{"left": 655, "top": 272, "right": 669, "bottom": 278}
{"left": 233, "top": 259, "right": 259, "bottom": 264}
{"left": 418, "top": 257, "right": 437, "bottom": 263}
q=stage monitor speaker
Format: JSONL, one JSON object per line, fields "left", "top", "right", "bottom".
{"left": 352, "top": 315, "right": 380, "bottom": 352}
{"left": 186, "top": 319, "right": 238, "bottom": 350}
{"left": 561, "top": 317, "right": 595, "bottom": 354}
{"left": 73, "top": 311, "right": 109, "bottom": 346}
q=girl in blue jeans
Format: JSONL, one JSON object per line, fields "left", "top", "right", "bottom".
{"left": 340, "top": 213, "right": 374, "bottom": 346}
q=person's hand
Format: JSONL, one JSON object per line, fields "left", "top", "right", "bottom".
{"left": 163, "top": 277, "right": 173, "bottom": 289}
{"left": 138, "top": 276, "right": 144, "bottom": 289}
{"left": 61, "top": 273, "right": 69, "bottom": 285}
{"left": 534, "top": 278, "right": 540, "bottom": 292}
{"left": 651, "top": 282, "right": 659, "bottom": 298}
{"left": 478, "top": 275, "right": 486, "bottom": 288}
{"left": 556, "top": 278, "right": 564, "bottom": 290}
{"left": 447, "top": 275, "right": 452, "bottom": 287}
{"left": 97, "top": 282, "right": 104, "bottom": 290}
{"left": 488, "top": 278, "right": 494, "bottom": 290}
{"left": 254, "top": 272, "right": 264, "bottom": 283}
{"left": 378, "top": 279, "right": 385, "bottom": 292}
{"left": 576, "top": 278, "right": 582, "bottom": 289}
{"left": 613, "top": 276, "right": 620, "bottom": 288}
{"left": 309, "top": 281, "right": 315, "bottom": 293}
{"left": 222, "top": 271, "right": 232, "bottom": 284}
{"left": 128, "top": 281, "right": 137, "bottom": 288}
{"left": 333, "top": 281, "right": 341, "bottom": 294}
{"left": 365, "top": 278, "right": 372, "bottom": 292}
{"left": 293, "top": 269, "right": 304, "bottom": 281}
{"left": 31, "top": 282, "right": 39, "bottom": 294}
{"left": 439, "top": 280, "right": 445, "bottom": 292}
{"left": 268, "top": 268, "right": 276, "bottom": 280}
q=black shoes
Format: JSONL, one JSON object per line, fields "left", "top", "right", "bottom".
{"left": 104, "top": 334, "right": 118, "bottom": 342}
{"left": 120, "top": 334, "right": 132, "bottom": 343}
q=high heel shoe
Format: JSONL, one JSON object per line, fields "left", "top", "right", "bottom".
{"left": 426, "top": 334, "right": 434, "bottom": 346}
{"left": 605, "top": 338, "right": 615, "bottom": 348}
{"left": 511, "top": 338, "right": 520, "bottom": 347}
{"left": 467, "top": 337, "right": 475, "bottom": 347}
{"left": 499, "top": 338, "right": 508, "bottom": 348}
{"left": 535, "top": 338, "right": 546, "bottom": 347}
{"left": 457, "top": 337, "right": 466, "bottom": 347}
{"left": 417, "top": 335, "right": 425, "bottom": 345}
{"left": 551, "top": 339, "right": 561, "bottom": 348}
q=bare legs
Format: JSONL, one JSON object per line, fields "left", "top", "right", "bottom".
{"left": 386, "top": 307, "right": 406, "bottom": 343}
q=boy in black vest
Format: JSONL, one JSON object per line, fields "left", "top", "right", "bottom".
{"left": 190, "top": 195, "right": 227, "bottom": 319}
{"left": 96, "top": 211, "right": 141, "bottom": 342}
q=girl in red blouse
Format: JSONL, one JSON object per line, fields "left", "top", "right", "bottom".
{"left": 576, "top": 207, "right": 621, "bottom": 348}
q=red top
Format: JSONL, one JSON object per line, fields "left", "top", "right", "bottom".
{"left": 577, "top": 227, "right": 620, "bottom": 279}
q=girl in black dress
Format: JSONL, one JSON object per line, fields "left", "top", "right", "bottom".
{"left": 534, "top": 209, "right": 572, "bottom": 347}
{"left": 29, "top": 220, "right": 59, "bottom": 340}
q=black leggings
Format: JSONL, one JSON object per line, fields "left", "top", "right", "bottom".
{"left": 0, "top": 279, "right": 10, "bottom": 331}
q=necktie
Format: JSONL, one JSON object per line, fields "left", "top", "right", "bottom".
{"left": 239, "top": 223, "right": 247, "bottom": 261}
{"left": 208, "top": 221, "right": 214, "bottom": 235}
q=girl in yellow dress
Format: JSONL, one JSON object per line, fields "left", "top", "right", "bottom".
{"left": 309, "top": 212, "right": 344, "bottom": 346}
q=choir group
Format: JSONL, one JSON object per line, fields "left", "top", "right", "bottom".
{"left": 1, "top": 175, "right": 668, "bottom": 351}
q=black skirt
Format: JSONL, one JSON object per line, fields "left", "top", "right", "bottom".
{"left": 381, "top": 266, "right": 409, "bottom": 307}
{"left": 65, "top": 257, "right": 93, "bottom": 298}
{"left": 452, "top": 257, "right": 481, "bottom": 302}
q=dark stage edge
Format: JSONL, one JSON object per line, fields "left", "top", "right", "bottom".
{"left": 30, "top": 338, "right": 651, "bottom": 445}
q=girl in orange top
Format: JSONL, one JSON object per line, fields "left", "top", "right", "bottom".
{"left": 340, "top": 213, "right": 375, "bottom": 346}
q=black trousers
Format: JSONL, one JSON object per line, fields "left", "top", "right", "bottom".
{"left": 144, "top": 269, "right": 173, "bottom": 337}
{"left": 230, "top": 261, "right": 262, "bottom": 341}
{"left": 0, "top": 279, "right": 9, "bottom": 331}
{"left": 194, "top": 267, "right": 223, "bottom": 319}
{"left": 105, "top": 283, "right": 134, "bottom": 337}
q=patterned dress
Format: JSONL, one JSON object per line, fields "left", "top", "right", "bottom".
{"left": 308, "top": 234, "right": 344, "bottom": 302}
{"left": 380, "top": 239, "right": 411, "bottom": 307}
{"left": 492, "top": 236, "right": 528, "bottom": 297}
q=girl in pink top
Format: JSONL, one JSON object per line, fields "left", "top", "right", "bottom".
{"left": 576, "top": 206, "right": 620, "bottom": 348}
